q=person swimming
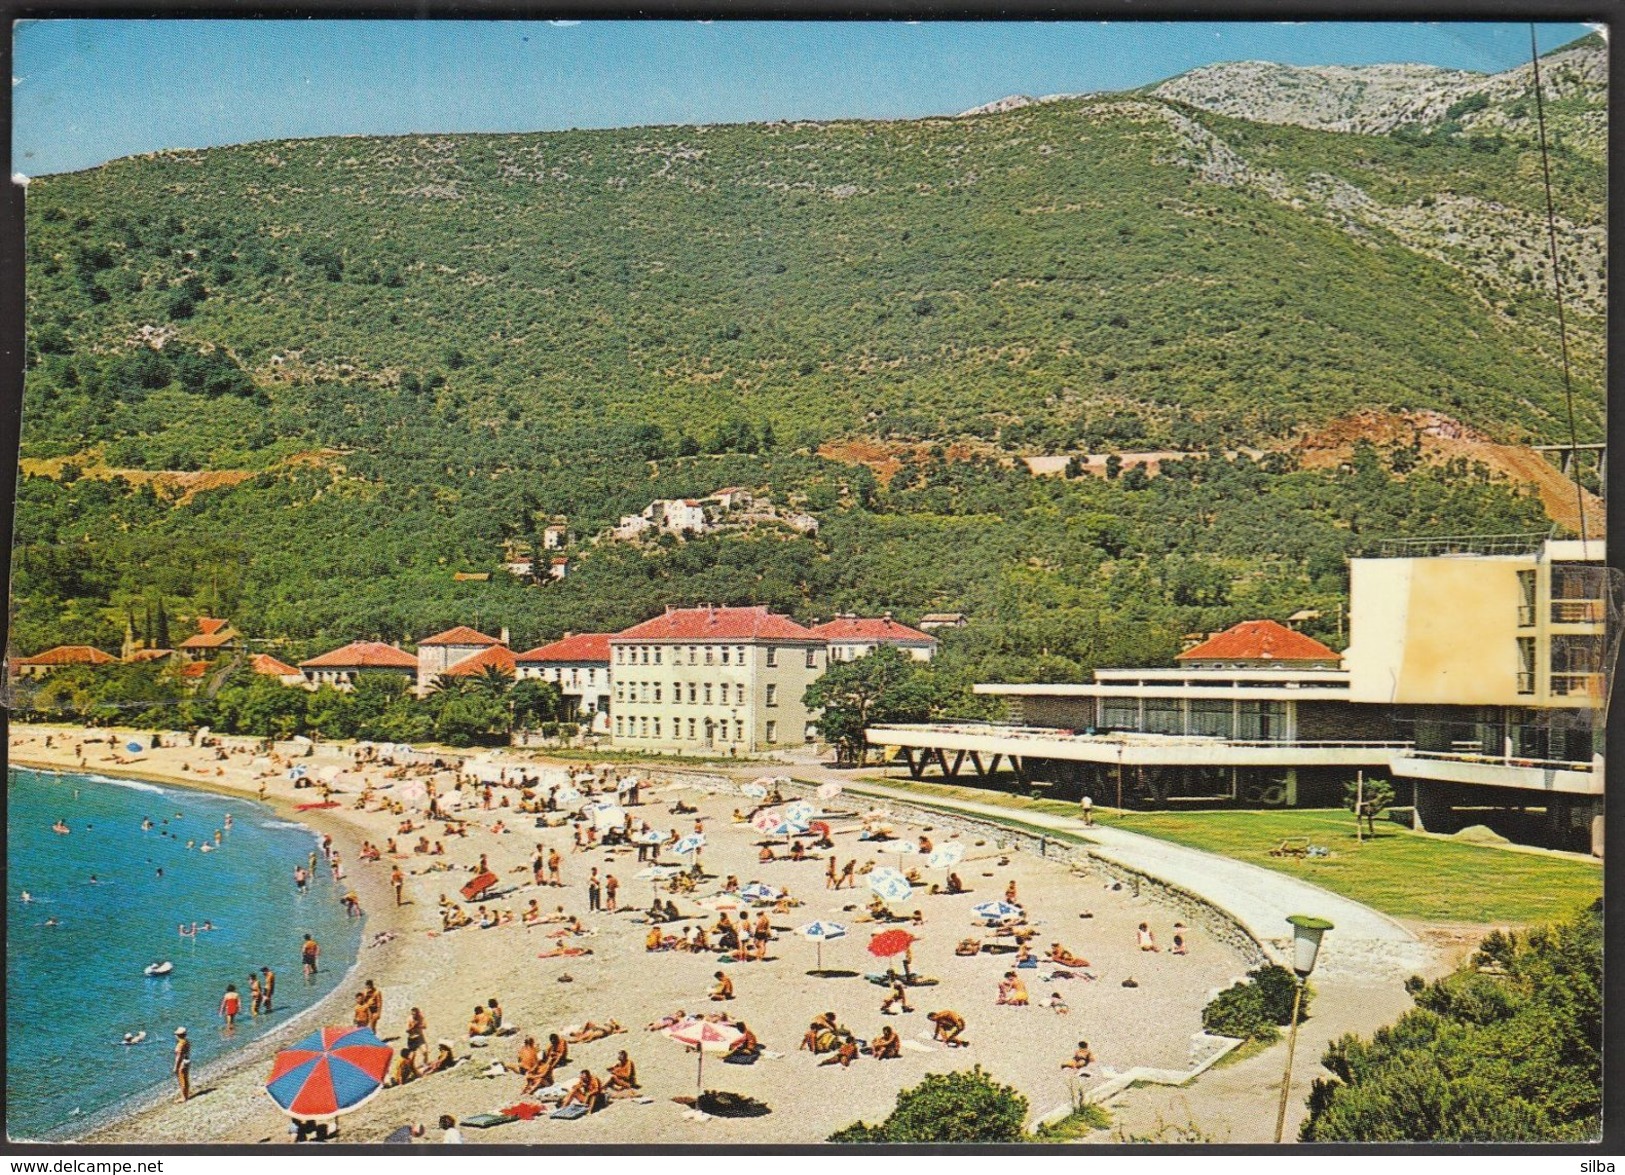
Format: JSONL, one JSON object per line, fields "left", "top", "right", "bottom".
{"left": 121, "top": 1031, "right": 148, "bottom": 1046}
{"left": 19, "top": 891, "right": 31, "bottom": 904}
{"left": 52, "top": 820, "right": 70, "bottom": 835}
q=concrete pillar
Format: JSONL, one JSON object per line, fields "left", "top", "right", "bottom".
{"left": 1282, "top": 768, "right": 1298, "bottom": 807}
{"left": 1591, "top": 805, "right": 1605, "bottom": 859}
{"left": 1412, "top": 783, "right": 1450, "bottom": 833}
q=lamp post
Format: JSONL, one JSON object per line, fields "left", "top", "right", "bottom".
{"left": 1274, "top": 914, "right": 1333, "bottom": 1144}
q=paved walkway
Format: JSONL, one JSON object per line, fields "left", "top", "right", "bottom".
{"left": 760, "top": 762, "right": 1435, "bottom": 984}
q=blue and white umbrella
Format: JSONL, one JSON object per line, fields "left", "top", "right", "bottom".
{"left": 635, "top": 865, "right": 680, "bottom": 881}
{"left": 868, "top": 867, "right": 913, "bottom": 906}
{"left": 673, "top": 833, "right": 706, "bottom": 858}
{"left": 740, "top": 882, "right": 778, "bottom": 904}
{"left": 742, "top": 781, "right": 769, "bottom": 800}
{"left": 972, "top": 899, "right": 1023, "bottom": 922}
{"left": 590, "top": 802, "right": 627, "bottom": 831}
{"left": 798, "top": 919, "right": 848, "bottom": 970}
{"left": 286, "top": 765, "right": 308, "bottom": 781}
{"left": 555, "top": 787, "right": 583, "bottom": 806}
{"left": 639, "top": 828, "right": 667, "bottom": 845}
{"left": 928, "top": 842, "right": 966, "bottom": 870}
{"left": 783, "top": 800, "right": 815, "bottom": 826}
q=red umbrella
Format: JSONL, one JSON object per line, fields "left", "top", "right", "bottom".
{"left": 460, "top": 871, "right": 498, "bottom": 901}
{"left": 868, "top": 929, "right": 917, "bottom": 959}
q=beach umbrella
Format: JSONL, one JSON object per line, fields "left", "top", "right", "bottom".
{"left": 928, "top": 842, "right": 966, "bottom": 870}
{"left": 461, "top": 872, "right": 498, "bottom": 902}
{"left": 867, "top": 867, "right": 913, "bottom": 907}
{"left": 750, "top": 808, "right": 787, "bottom": 835}
{"left": 125, "top": 740, "right": 144, "bottom": 753}
{"left": 315, "top": 765, "right": 342, "bottom": 783}
{"left": 286, "top": 765, "right": 308, "bottom": 781}
{"left": 673, "top": 833, "right": 705, "bottom": 858}
{"left": 394, "top": 779, "right": 428, "bottom": 807}
{"left": 972, "top": 900, "right": 1023, "bottom": 923}
{"left": 868, "top": 928, "right": 917, "bottom": 961}
{"left": 816, "top": 781, "right": 842, "bottom": 803}
{"left": 639, "top": 828, "right": 667, "bottom": 845}
{"left": 264, "top": 1026, "right": 392, "bottom": 1120}
{"left": 783, "top": 800, "right": 815, "bottom": 826}
{"left": 635, "top": 864, "right": 680, "bottom": 899}
{"left": 799, "top": 920, "right": 847, "bottom": 970}
{"left": 195, "top": 726, "right": 211, "bottom": 740}
{"left": 590, "top": 803, "right": 627, "bottom": 832}
{"left": 664, "top": 1018, "right": 742, "bottom": 1099}
{"left": 742, "top": 781, "right": 769, "bottom": 800}
{"left": 739, "top": 882, "right": 778, "bottom": 904}
{"left": 556, "top": 787, "right": 583, "bottom": 807}
{"left": 616, "top": 776, "right": 639, "bottom": 794}
{"left": 702, "top": 893, "right": 745, "bottom": 912}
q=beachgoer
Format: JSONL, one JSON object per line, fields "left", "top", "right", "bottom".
{"left": 1048, "top": 943, "right": 1090, "bottom": 969}
{"left": 1061, "top": 1040, "right": 1094, "bottom": 1073}
{"left": 249, "top": 973, "right": 263, "bottom": 1016}
{"left": 881, "top": 978, "right": 913, "bottom": 1015}
{"left": 262, "top": 966, "right": 276, "bottom": 1011}
{"left": 605, "top": 874, "right": 619, "bottom": 912}
{"left": 587, "top": 868, "right": 601, "bottom": 912}
{"left": 173, "top": 1027, "right": 191, "bottom": 1101}
{"left": 208, "top": 980, "right": 239, "bottom": 1030}
{"left": 820, "top": 1037, "right": 860, "bottom": 1068}
{"left": 870, "top": 1026, "right": 901, "bottom": 1059}
{"left": 1136, "top": 923, "right": 1158, "bottom": 952}
{"left": 467, "top": 1004, "right": 494, "bottom": 1037}
{"left": 607, "top": 1050, "right": 639, "bottom": 1090}
{"left": 561, "top": 1069, "right": 605, "bottom": 1113}
{"left": 405, "top": 1007, "right": 427, "bottom": 1056}
{"left": 365, "top": 979, "right": 384, "bottom": 1032}
{"left": 391, "top": 865, "right": 405, "bottom": 906}
{"left": 487, "top": 997, "right": 503, "bottom": 1032}
{"left": 566, "top": 1020, "right": 622, "bottom": 1044}
{"left": 996, "top": 971, "right": 1029, "bottom": 1006}
{"left": 439, "top": 1114, "right": 462, "bottom": 1144}
{"left": 1079, "top": 795, "right": 1094, "bottom": 826}
{"left": 391, "top": 1048, "right": 419, "bottom": 1087}
{"left": 928, "top": 1010, "right": 967, "bottom": 1048}
{"left": 709, "top": 970, "right": 734, "bottom": 1001}
{"left": 302, "top": 934, "right": 320, "bottom": 978}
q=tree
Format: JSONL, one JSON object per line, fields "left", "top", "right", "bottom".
{"left": 830, "top": 1067, "right": 1029, "bottom": 1143}
{"left": 1344, "top": 777, "right": 1396, "bottom": 836}
{"left": 154, "top": 599, "right": 171, "bottom": 649}
{"left": 1104, "top": 453, "right": 1123, "bottom": 480}
{"left": 510, "top": 677, "right": 565, "bottom": 728}
{"left": 803, "top": 646, "right": 944, "bottom": 766}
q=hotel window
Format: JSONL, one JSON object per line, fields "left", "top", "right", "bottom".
{"left": 719, "top": 683, "right": 730, "bottom": 705}
{"left": 765, "top": 684, "right": 778, "bottom": 707}
{"left": 640, "top": 647, "right": 649, "bottom": 665}
{"left": 688, "top": 717, "right": 696, "bottom": 739}
{"left": 615, "top": 716, "right": 624, "bottom": 737}
{"left": 721, "top": 647, "right": 730, "bottom": 665}
{"left": 705, "top": 647, "right": 714, "bottom": 665}
{"left": 616, "top": 647, "right": 624, "bottom": 664}
{"left": 1188, "top": 699, "right": 1234, "bottom": 739}
{"left": 704, "top": 682, "right": 713, "bottom": 704}
{"left": 766, "top": 721, "right": 777, "bottom": 743}
{"left": 640, "top": 716, "right": 649, "bottom": 737}
{"left": 1236, "top": 700, "right": 1286, "bottom": 741}
{"left": 615, "top": 682, "right": 624, "bottom": 703}
{"left": 654, "top": 718, "right": 661, "bottom": 738}
{"left": 1142, "top": 697, "right": 1183, "bottom": 736}
{"left": 735, "top": 720, "right": 745, "bottom": 741}
{"left": 688, "top": 682, "right": 697, "bottom": 704}
{"left": 1517, "top": 637, "right": 1536, "bottom": 694}
{"left": 805, "top": 648, "right": 818, "bottom": 669}
{"left": 654, "top": 683, "right": 662, "bottom": 703}
{"left": 654, "top": 648, "right": 662, "bottom": 665}
{"left": 735, "top": 646, "right": 745, "bottom": 663}
{"left": 640, "top": 681, "right": 650, "bottom": 703}
{"left": 766, "top": 647, "right": 778, "bottom": 667}
{"left": 1101, "top": 698, "right": 1140, "bottom": 730}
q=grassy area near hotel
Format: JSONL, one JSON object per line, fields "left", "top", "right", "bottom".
{"left": 846, "top": 774, "right": 1600, "bottom": 925}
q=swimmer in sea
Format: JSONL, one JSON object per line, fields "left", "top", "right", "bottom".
{"left": 19, "top": 891, "right": 31, "bottom": 904}
{"left": 122, "top": 1031, "right": 147, "bottom": 1046}
{"left": 155, "top": 868, "right": 163, "bottom": 879}
{"left": 52, "top": 820, "right": 70, "bottom": 835}
{"left": 142, "top": 819, "right": 154, "bottom": 831}
{"left": 44, "top": 917, "right": 58, "bottom": 927}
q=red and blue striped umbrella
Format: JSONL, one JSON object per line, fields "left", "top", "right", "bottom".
{"left": 265, "top": 1026, "right": 393, "bottom": 1119}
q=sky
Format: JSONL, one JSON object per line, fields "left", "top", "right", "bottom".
{"left": 12, "top": 19, "right": 1603, "bottom": 176}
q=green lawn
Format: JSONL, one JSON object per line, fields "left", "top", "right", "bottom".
{"left": 848, "top": 776, "right": 1600, "bottom": 926}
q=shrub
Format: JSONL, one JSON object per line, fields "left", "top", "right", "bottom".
{"left": 829, "top": 1066, "right": 1028, "bottom": 1143}
{"left": 1201, "top": 963, "right": 1308, "bottom": 1042}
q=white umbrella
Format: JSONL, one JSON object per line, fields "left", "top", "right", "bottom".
{"left": 555, "top": 787, "right": 583, "bottom": 806}
{"left": 816, "top": 781, "right": 842, "bottom": 802}
{"left": 739, "top": 882, "right": 778, "bottom": 904}
{"left": 750, "top": 808, "right": 787, "bottom": 835}
{"left": 868, "top": 867, "right": 913, "bottom": 906}
{"left": 639, "top": 828, "right": 668, "bottom": 845}
{"left": 315, "top": 764, "right": 342, "bottom": 783}
{"left": 798, "top": 920, "right": 848, "bottom": 970}
{"left": 927, "top": 842, "right": 966, "bottom": 870}
{"left": 742, "top": 782, "right": 769, "bottom": 800}
{"left": 783, "top": 800, "right": 815, "bottom": 826}
{"left": 673, "top": 833, "right": 705, "bottom": 857}
{"left": 972, "top": 900, "right": 1023, "bottom": 922}
{"left": 664, "top": 1019, "right": 743, "bottom": 1099}
{"left": 590, "top": 803, "right": 627, "bottom": 832}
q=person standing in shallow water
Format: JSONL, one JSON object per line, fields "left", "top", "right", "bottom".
{"left": 261, "top": 966, "right": 276, "bottom": 1011}
{"left": 302, "top": 934, "right": 320, "bottom": 978}
{"left": 220, "top": 983, "right": 242, "bottom": 1030}
{"left": 173, "top": 1028, "right": 191, "bottom": 1101}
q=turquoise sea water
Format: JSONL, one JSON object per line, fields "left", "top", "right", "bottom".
{"left": 5, "top": 767, "right": 363, "bottom": 1141}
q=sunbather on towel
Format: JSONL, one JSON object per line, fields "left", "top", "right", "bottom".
{"left": 559, "top": 1069, "right": 605, "bottom": 1113}
{"left": 725, "top": 1023, "right": 760, "bottom": 1061}
{"left": 646, "top": 1010, "right": 688, "bottom": 1032}
{"left": 819, "top": 1037, "right": 860, "bottom": 1067}
{"left": 537, "top": 945, "right": 593, "bottom": 959}
{"left": 1048, "top": 943, "right": 1090, "bottom": 969}
{"left": 607, "top": 1050, "right": 639, "bottom": 1091}
{"left": 565, "top": 1021, "right": 623, "bottom": 1044}
{"left": 869, "top": 1026, "right": 901, "bottom": 1060}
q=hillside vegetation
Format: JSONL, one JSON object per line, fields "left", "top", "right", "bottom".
{"left": 8, "top": 43, "right": 1603, "bottom": 686}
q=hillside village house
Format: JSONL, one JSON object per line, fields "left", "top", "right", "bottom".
{"left": 646, "top": 499, "right": 708, "bottom": 535}
{"left": 869, "top": 536, "right": 1607, "bottom": 856}
{"left": 10, "top": 644, "right": 118, "bottom": 678}
{"left": 248, "top": 652, "right": 306, "bottom": 687}
{"left": 812, "top": 614, "right": 939, "bottom": 662}
{"left": 177, "top": 617, "right": 240, "bottom": 662}
{"left": 298, "top": 640, "right": 419, "bottom": 689}
{"left": 415, "top": 626, "right": 507, "bottom": 694}
{"left": 515, "top": 633, "right": 614, "bottom": 732}
{"left": 543, "top": 521, "right": 570, "bottom": 550}
{"left": 918, "top": 612, "right": 969, "bottom": 631}
{"left": 610, "top": 605, "right": 826, "bottom": 754}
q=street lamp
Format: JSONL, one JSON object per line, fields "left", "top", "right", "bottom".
{"left": 1274, "top": 914, "right": 1333, "bottom": 1144}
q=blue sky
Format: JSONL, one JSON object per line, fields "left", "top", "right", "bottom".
{"left": 13, "top": 20, "right": 1600, "bottom": 176}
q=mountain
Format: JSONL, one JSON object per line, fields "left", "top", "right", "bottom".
{"left": 1151, "top": 32, "right": 1606, "bottom": 161}
{"left": 8, "top": 51, "right": 1604, "bottom": 668}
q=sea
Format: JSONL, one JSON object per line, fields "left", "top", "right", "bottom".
{"left": 5, "top": 766, "right": 364, "bottom": 1141}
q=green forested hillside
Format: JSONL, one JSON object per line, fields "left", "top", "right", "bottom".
{"left": 8, "top": 73, "right": 1600, "bottom": 689}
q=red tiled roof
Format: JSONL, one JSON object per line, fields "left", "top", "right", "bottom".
{"left": 443, "top": 645, "right": 518, "bottom": 678}
{"left": 810, "top": 617, "right": 937, "bottom": 645}
{"left": 179, "top": 631, "right": 236, "bottom": 649}
{"left": 299, "top": 641, "right": 420, "bottom": 670}
{"left": 16, "top": 645, "right": 117, "bottom": 666}
{"left": 612, "top": 606, "right": 820, "bottom": 643}
{"left": 417, "top": 625, "right": 503, "bottom": 647}
{"left": 124, "top": 648, "right": 174, "bottom": 663}
{"left": 250, "top": 653, "right": 302, "bottom": 677}
{"left": 180, "top": 661, "right": 210, "bottom": 679}
{"left": 1175, "top": 620, "right": 1339, "bottom": 664}
{"left": 195, "top": 617, "right": 230, "bottom": 636}
{"left": 515, "top": 633, "right": 613, "bottom": 664}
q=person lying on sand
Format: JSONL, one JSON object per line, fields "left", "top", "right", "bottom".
{"left": 955, "top": 938, "right": 981, "bottom": 957}
{"left": 565, "top": 1021, "right": 624, "bottom": 1044}
{"left": 423, "top": 1041, "right": 457, "bottom": 1074}
{"left": 1048, "top": 943, "right": 1090, "bottom": 968}
{"left": 537, "top": 944, "right": 593, "bottom": 959}
{"left": 869, "top": 1026, "right": 901, "bottom": 1060}
{"left": 819, "top": 1037, "right": 860, "bottom": 1068}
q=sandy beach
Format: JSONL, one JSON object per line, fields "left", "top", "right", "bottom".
{"left": 10, "top": 723, "right": 1258, "bottom": 1144}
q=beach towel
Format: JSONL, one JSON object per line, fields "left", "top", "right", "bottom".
{"left": 901, "top": 1039, "right": 935, "bottom": 1054}
{"left": 722, "top": 1052, "right": 758, "bottom": 1065}
{"left": 1017, "top": 958, "right": 1039, "bottom": 969}
{"left": 501, "top": 1102, "right": 546, "bottom": 1121}
{"left": 459, "top": 1112, "right": 518, "bottom": 1129}
{"left": 550, "top": 1103, "right": 590, "bottom": 1120}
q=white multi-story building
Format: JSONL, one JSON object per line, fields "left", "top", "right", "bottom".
{"left": 811, "top": 614, "right": 938, "bottom": 662}
{"left": 610, "top": 605, "right": 826, "bottom": 754}
{"left": 515, "top": 633, "right": 613, "bottom": 732}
